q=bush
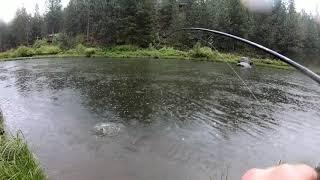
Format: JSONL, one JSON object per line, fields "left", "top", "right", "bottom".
{"left": 75, "top": 44, "right": 86, "bottom": 53}
{"left": 159, "top": 47, "right": 187, "bottom": 57}
{"left": 35, "top": 45, "right": 61, "bottom": 55}
{"left": 33, "top": 39, "right": 48, "bottom": 48}
{"left": 54, "top": 33, "right": 73, "bottom": 49}
{"left": 189, "top": 43, "right": 217, "bottom": 59}
{"left": 85, "top": 48, "right": 96, "bottom": 57}
{"left": 0, "top": 51, "right": 12, "bottom": 59}
{"left": 53, "top": 34, "right": 87, "bottom": 50}
{"left": 13, "top": 46, "right": 35, "bottom": 57}
{"left": 112, "top": 45, "right": 139, "bottom": 51}
{"left": 73, "top": 44, "right": 87, "bottom": 54}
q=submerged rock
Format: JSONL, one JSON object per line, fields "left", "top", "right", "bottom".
{"left": 237, "top": 57, "right": 252, "bottom": 68}
{"left": 93, "top": 122, "right": 124, "bottom": 137}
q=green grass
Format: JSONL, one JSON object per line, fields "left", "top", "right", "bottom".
{"left": 0, "top": 43, "right": 290, "bottom": 69}
{"left": 0, "top": 114, "right": 46, "bottom": 180}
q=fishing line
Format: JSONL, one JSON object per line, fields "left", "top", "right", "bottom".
{"left": 163, "top": 27, "right": 320, "bottom": 176}
{"left": 196, "top": 35, "right": 269, "bottom": 116}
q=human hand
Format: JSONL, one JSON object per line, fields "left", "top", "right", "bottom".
{"left": 242, "top": 164, "right": 318, "bottom": 180}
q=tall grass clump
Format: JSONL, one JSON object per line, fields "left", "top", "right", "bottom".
{"left": 85, "top": 48, "right": 96, "bottom": 57}
{"left": 158, "top": 47, "right": 188, "bottom": 58}
{"left": 64, "top": 44, "right": 99, "bottom": 57}
{"left": 0, "top": 113, "right": 46, "bottom": 180}
{"left": 35, "top": 45, "right": 62, "bottom": 55}
{"left": 33, "top": 39, "right": 49, "bottom": 49}
{"left": 75, "top": 44, "right": 87, "bottom": 54}
{"left": 0, "top": 134, "right": 46, "bottom": 180}
{"left": 189, "top": 43, "right": 218, "bottom": 60}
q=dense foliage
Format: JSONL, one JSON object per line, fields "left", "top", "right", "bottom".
{"left": 0, "top": 0, "right": 319, "bottom": 57}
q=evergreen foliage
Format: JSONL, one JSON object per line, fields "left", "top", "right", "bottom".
{"left": 0, "top": 0, "right": 319, "bottom": 57}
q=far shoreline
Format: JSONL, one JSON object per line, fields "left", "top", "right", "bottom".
{"left": 0, "top": 44, "right": 291, "bottom": 70}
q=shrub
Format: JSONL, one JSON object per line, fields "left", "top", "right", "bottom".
{"left": 189, "top": 43, "right": 217, "bottom": 59}
{"left": 33, "top": 39, "right": 48, "bottom": 48}
{"left": 64, "top": 44, "right": 99, "bottom": 57}
{"left": 85, "top": 48, "right": 96, "bottom": 57}
{"left": 75, "top": 44, "right": 86, "bottom": 53}
{"left": 35, "top": 45, "right": 61, "bottom": 55}
{"left": 159, "top": 47, "right": 187, "bottom": 57}
{"left": 54, "top": 33, "right": 75, "bottom": 49}
{"left": 52, "top": 33, "right": 64, "bottom": 45}
{"left": 13, "top": 46, "right": 35, "bottom": 57}
{"left": 112, "top": 45, "right": 139, "bottom": 51}
{"left": 56, "top": 34, "right": 87, "bottom": 49}
{"left": 0, "top": 51, "right": 12, "bottom": 59}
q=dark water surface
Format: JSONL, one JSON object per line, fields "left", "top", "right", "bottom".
{"left": 0, "top": 58, "right": 319, "bottom": 180}
{"left": 288, "top": 52, "right": 320, "bottom": 73}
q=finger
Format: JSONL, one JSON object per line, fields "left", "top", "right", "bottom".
{"left": 242, "top": 164, "right": 318, "bottom": 180}
{"left": 242, "top": 168, "right": 269, "bottom": 180}
{"left": 293, "top": 164, "right": 318, "bottom": 180}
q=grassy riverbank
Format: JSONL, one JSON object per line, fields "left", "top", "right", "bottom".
{"left": 0, "top": 114, "right": 46, "bottom": 180}
{"left": 0, "top": 42, "right": 289, "bottom": 69}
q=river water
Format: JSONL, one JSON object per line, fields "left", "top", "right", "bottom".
{"left": 0, "top": 58, "right": 319, "bottom": 180}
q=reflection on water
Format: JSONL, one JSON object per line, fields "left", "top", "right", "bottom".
{"left": 0, "top": 58, "right": 319, "bottom": 180}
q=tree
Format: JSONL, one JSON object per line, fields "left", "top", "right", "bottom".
{"left": 158, "top": 0, "right": 176, "bottom": 34}
{"left": 0, "top": 21, "right": 8, "bottom": 51}
{"left": 284, "top": 0, "right": 302, "bottom": 52}
{"left": 11, "top": 7, "right": 31, "bottom": 46}
{"left": 64, "top": 0, "right": 87, "bottom": 36}
{"left": 45, "top": 0, "right": 63, "bottom": 34}
{"left": 270, "top": 0, "right": 288, "bottom": 53}
{"left": 299, "top": 12, "right": 320, "bottom": 52}
{"left": 135, "top": 0, "right": 156, "bottom": 47}
{"left": 117, "top": 0, "right": 156, "bottom": 47}
{"left": 90, "top": 0, "right": 121, "bottom": 45}
{"left": 30, "top": 4, "right": 44, "bottom": 43}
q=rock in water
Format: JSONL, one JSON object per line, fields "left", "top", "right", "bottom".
{"left": 237, "top": 62, "right": 252, "bottom": 68}
{"left": 93, "top": 122, "right": 123, "bottom": 137}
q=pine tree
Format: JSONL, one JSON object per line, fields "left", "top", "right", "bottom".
{"left": 285, "top": 0, "right": 302, "bottom": 51}
{"left": 30, "top": 4, "right": 44, "bottom": 43}
{"left": 118, "top": 0, "right": 155, "bottom": 47}
{"left": 135, "top": 0, "right": 156, "bottom": 47}
{"left": 45, "top": 0, "right": 63, "bottom": 34}
{"left": 64, "top": 0, "right": 87, "bottom": 36}
{"left": 11, "top": 7, "right": 31, "bottom": 46}
{"left": 0, "top": 21, "right": 8, "bottom": 51}
{"left": 158, "top": 0, "right": 176, "bottom": 34}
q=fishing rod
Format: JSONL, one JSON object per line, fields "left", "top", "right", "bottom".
{"left": 165, "top": 27, "right": 320, "bottom": 84}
